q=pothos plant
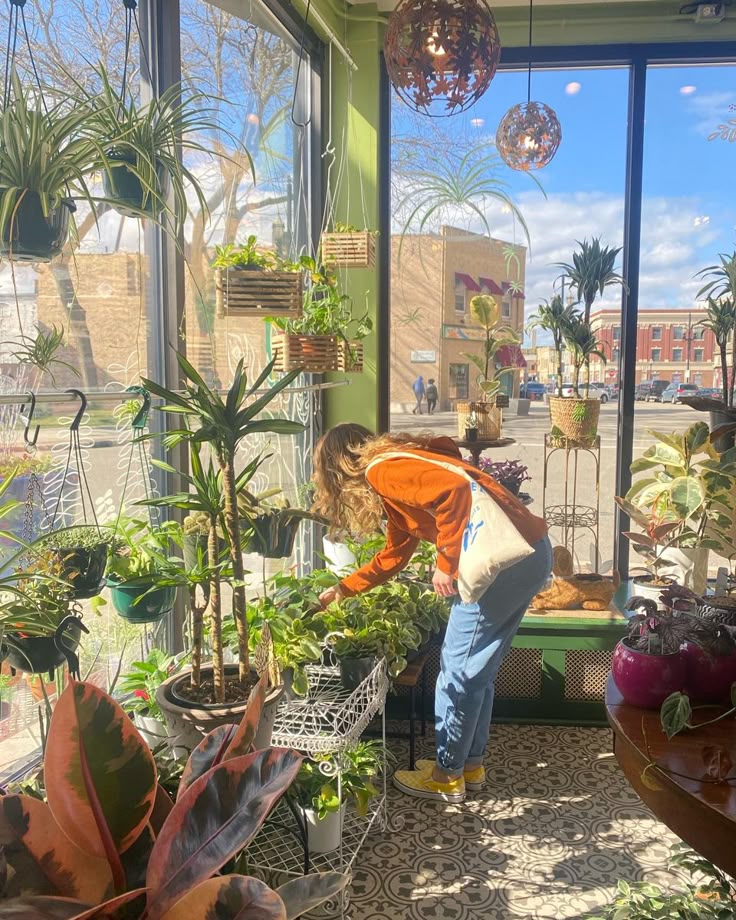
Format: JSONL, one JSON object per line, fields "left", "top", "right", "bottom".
{"left": 141, "top": 355, "right": 303, "bottom": 702}
{"left": 0, "top": 678, "right": 347, "bottom": 917}
{"left": 293, "top": 741, "right": 386, "bottom": 820}
{"left": 464, "top": 294, "right": 520, "bottom": 402}
{"left": 212, "top": 236, "right": 295, "bottom": 271}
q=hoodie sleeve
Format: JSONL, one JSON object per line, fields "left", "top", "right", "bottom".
{"left": 339, "top": 512, "right": 419, "bottom": 597}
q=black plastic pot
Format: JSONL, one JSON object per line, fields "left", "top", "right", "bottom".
{"left": 709, "top": 409, "right": 736, "bottom": 453}
{"left": 102, "top": 150, "right": 170, "bottom": 219}
{"left": 245, "top": 515, "right": 300, "bottom": 559}
{"left": 108, "top": 577, "right": 176, "bottom": 624}
{"left": 3, "top": 617, "right": 84, "bottom": 679}
{"left": 49, "top": 541, "right": 108, "bottom": 600}
{"left": 500, "top": 479, "right": 522, "bottom": 497}
{"left": 0, "top": 192, "right": 75, "bottom": 262}
{"left": 338, "top": 655, "right": 376, "bottom": 691}
{"left": 465, "top": 428, "right": 478, "bottom": 443}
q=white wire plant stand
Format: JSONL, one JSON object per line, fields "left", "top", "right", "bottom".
{"left": 248, "top": 657, "right": 390, "bottom": 918}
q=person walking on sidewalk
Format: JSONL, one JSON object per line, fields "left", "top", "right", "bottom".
{"left": 312, "top": 424, "right": 552, "bottom": 805}
{"left": 426, "top": 378, "right": 438, "bottom": 415}
{"left": 412, "top": 375, "right": 425, "bottom": 415}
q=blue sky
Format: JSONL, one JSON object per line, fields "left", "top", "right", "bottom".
{"left": 392, "top": 63, "right": 736, "bottom": 316}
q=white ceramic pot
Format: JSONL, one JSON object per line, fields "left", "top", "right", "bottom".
{"left": 659, "top": 547, "right": 709, "bottom": 595}
{"left": 303, "top": 802, "right": 346, "bottom": 854}
{"left": 322, "top": 538, "right": 357, "bottom": 576}
{"left": 135, "top": 713, "right": 168, "bottom": 748}
{"left": 631, "top": 574, "right": 676, "bottom": 609}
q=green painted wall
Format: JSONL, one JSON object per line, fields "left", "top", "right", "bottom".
{"left": 303, "top": 0, "right": 736, "bottom": 431}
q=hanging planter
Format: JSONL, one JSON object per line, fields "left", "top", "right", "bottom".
{"left": 38, "top": 526, "right": 110, "bottom": 600}
{"left": 271, "top": 332, "right": 341, "bottom": 373}
{"left": 321, "top": 230, "right": 376, "bottom": 268}
{"left": 108, "top": 576, "right": 176, "bottom": 624}
{"left": 244, "top": 514, "right": 301, "bottom": 559}
{"left": 548, "top": 396, "right": 600, "bottom": 446}
{"left": 3, "top": 616, "right": 86, "bottom": 680}
{"left": 214, "top": 268, "right": 303, "bottom": 319}
{"left": 101, "top": 149, "right": 171, "bottom": 219}
{"left": 0, "top": 193, "right": 76, "bottom": 263}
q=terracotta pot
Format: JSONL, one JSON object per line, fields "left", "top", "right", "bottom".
{"left": 681, "top": 641, "right": 736, "bottom": 705}
{"left": 611, "top": 638, "right": 687, "bottom": 709}
{"left": 156, "top": 664, "right": 283, "bottom": 760}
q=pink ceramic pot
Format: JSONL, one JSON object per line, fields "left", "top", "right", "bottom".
{"left": 611, "top": 639, "right": 687, "bottom": 709}
{"left": 681, "top": 642, "right": 736, "bottom": 705}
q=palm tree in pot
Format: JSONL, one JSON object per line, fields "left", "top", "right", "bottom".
{"left": 548, "top": 313, "right": 606, "bottom": 445}
{"left": 555, "top": 236, "right": 626, "bottom": 326}
{"left": 526, "top": 294, "right": 576, "bottom": 398}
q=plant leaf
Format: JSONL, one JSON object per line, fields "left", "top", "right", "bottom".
{"left": 0, "top": 897, "right": 91, "bottom": 919}
{"left": 146, "top": 748, "right": 302, "bottom": 917}
{"left": 150, "top": 785, "right": 174, "bottom": 834}
{"left": 157, "top": 875, "right": 286, "bottom": 920}
{"left": 224, "top": 674, "right": 267, "bottom": 760}
{"left": 177, "top": 724, "right": 237, "bottom": 801}
{"left": 0, "top": 795, "right": 113, "bottom": 902}
{"left": 45, "top": 682, "right": 156, "bottom": 879}
{"left": 660, "top": 692, "right": 692, "bottom": 740}
{"left": 68, "top": 889, "right": 148, "bottom": 919}
{"left": 276, "top": 873, "right": 350, "bottom": 920}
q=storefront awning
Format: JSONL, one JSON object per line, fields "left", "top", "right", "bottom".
{"left": 496, "top": 345, "right": 527, "bottom": 368}
{"left": 455, "top": 272, "right": 481, "bottom": 292}
{"left": 479, "top": 277, "right": 503, "bottom": 296}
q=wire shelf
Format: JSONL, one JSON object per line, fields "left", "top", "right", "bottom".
{"left": 271, "top": 660, "right": 390, "bottom": 756}
{"left": 544, "top": 504, "right": 599, "bottom": 529}
{"left": 249, "top": 795, "right": 386, "bottom": 879}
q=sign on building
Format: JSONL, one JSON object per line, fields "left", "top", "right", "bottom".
{"left": 411, "top": 350, "right": 436, "bottom": 363}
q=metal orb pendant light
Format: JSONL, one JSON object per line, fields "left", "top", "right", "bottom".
{"left": 496, "top": 0, "right": 561, "bottom": 171}
{"left": 384, "top": 0, "right": 502, "bottom": 118}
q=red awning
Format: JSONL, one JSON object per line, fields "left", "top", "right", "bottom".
{"left": 496, "top": 345, "right": 527, "bottom": 368}
{"left": 455, "top": 272, "right": 481, "bottom": 292}
{"left": 479, "top": 277, "right": 503, "bottom": 296}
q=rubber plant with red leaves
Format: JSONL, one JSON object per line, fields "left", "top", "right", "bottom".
{"left": 0, "top": 675, "right": 348, "bottom": 919}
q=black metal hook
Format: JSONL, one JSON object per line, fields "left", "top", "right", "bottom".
{"left": 67, "top": 389, "right": 87, "bottom": 432}
{"left": 22, "top": 390, "right": 40, "bottom": 447}
{"left": 125, "top": 385, "right": 151, "bottom": 431}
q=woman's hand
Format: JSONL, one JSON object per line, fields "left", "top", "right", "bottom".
{"left": 432, "top": 568, "right": 456, "bottom": 598}
{"left": 319, "top": 585, "right": 344, "bottom": 608}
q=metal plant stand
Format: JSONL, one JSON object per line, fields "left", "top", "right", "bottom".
{"left": 249, "top": 659, "right": 390, "bottom": 918}
{"left": 543, "top": 433, "right": 601, "bottom": 571}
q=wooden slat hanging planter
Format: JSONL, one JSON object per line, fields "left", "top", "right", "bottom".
{"left": 215, "top": 268, "right": 303, "bottom": 319}
{"left": 321, "top": 231, "right": 376, "bottom": 268}
{"left": 337, "top": 340, "right": 364, "bottom": 374}
{"left": 271, "top": 332, "right": 341, "bottom": 373}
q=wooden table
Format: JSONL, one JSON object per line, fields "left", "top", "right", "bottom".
{"left": 606, "top": 676, "right": 736, "bottom": 877}
{"left": 453, "top": 437, "right": 516, "bottom": 468}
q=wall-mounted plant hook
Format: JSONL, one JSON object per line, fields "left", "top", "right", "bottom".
{"left": 67, "top": 389, "right": 87, "bottom": 431}
{"left": 22, "top": 391, "right": 40, "bottom": 447}
{"left": 125, "top": 385, "right": 151, "bottom": 430}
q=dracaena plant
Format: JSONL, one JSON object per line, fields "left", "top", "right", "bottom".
{"left": 563, "top": 312, "right": 607, "bottom": 398}
{"left": 464, "top": 294, "right": 521, "bottom": 402}
{"left": 0, "top": 678, "right": 348, "bottom": 918}
{"left": 141, "top": 355, "right": 304, "bottom": 701}
{"left": 555, "top": 236, "right": 626, "bottom": 326}
{"left": 526, "top": 295, "right": 578, "bottom": 397}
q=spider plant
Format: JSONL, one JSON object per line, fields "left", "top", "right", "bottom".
{"left": 0, "top": 70, "right": 102, "bottom": 260}
{"left": 555, "top": 237, "right": 626, "bottom": 325}
{"left": 9, "top": 324, "right": 79, "bottom": 387}
{"left": 141, "top": 355, "right": 303, "bottom": 698}
{"left": 74, "top": 63, "right": 252, "bottom": 235}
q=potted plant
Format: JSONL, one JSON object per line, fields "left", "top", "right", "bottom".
{"left": 700, "top": 489, "right": 736, "bottom": 623}
{"left": 0, "top": 679, "right": 348, "bottom": 916}
{"left": 611, "top": 595, "right": 691, "bottom": 708}
{"left": 105, "top": 517, "right": 182, "bottom": 624}
{"left": 320, "top": 221, "right": 377, "bottom": 268}
{"left": 212, "top": 236, "right": 303, "bottom": 319}
{"left": 549, "top": 312, "right": 607, "bottom": 445}
{"left": 555, "top": 236, "right": 626, "bottom": 326}
{"left": 142, "top": 355, "right": 303, "bottom": 744}
{"left": 292, "top": 741, "right": 384, "bottom": 854}
{"left": 119, "top": 649, "right": 182, "bottom": 747}
{"left": 481, "top": 458, "right": 531, "bottom": 497}
{"left": 464, "top": 410, "right": 479, "bottom": 442}
{"left": 35, "top": 524, "right": 113, "bottom": 600}
{"left": 270, "top": 257, "right": 373, "bottom": 374}
{"left": 238, "top": 486, "right": 324, "bottom": 559}
{"left": 0, "top": 71, "right": 97, "bottom": 261}
{"left": 456, "top": 294, "right": 520, "bottom": 440}
{"left": 527, "top": 294, "right": 577, "bottom": 400}
{"left": 0, "top": 672, "right": 12, "bottom": 722}
{"left": 615, "top": 500, "right": 680, "bottom": 603}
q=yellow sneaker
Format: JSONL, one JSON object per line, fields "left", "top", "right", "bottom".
{"left": 414, "top": 759, "right": 486, "bottom": 792}
{"left": 392, "top": 767, "right": 466, "bottom": 803}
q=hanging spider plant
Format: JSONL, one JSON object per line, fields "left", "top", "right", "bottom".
{"left": 74, "top": 63, "right": 252, "bottom": 236}
{"left": 0, "top": 70, "right": 102, "bottom": 262}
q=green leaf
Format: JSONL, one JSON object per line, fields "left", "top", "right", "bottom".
{"left": 660, "top": 692, "right": 692, "bottom": 740}
{"left": 669, "top": 476, "right": 705, "bottom": 519}
{"left": 276, "top": 873, "right": 349, "bottom": 920}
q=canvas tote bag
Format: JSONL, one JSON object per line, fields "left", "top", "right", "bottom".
{"left": 366, "top": 452, "right": 534, "bottom": 603}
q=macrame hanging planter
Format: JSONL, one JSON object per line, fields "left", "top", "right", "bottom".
{"left": 384, "top": 0, "right": 501, "bottom": 118}
{"left": 496, "top": 0, "right": 561, "bottom": 171}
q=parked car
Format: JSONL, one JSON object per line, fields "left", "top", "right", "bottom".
{"left": 661, "top": 382, "right": 699, "bottom": 404}
{"left": 635, "top": 381, "right": 655, "bottom": 401}
{"left": 560, "top": 382, "right": 609, "bottom": 403}
{"left": 696, "top": 386, "right": 721, "bottom": 400}
{"left": 636, "top": 379, "right": 670, "bottom": 402}
{"left": 607, "top": 384, "right": 620, "bottom": 399}
{"left": 520, "top": 382, "right": 547, "bottom": 400}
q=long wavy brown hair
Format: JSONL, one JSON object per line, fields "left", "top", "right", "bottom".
{"left": 312, "top": 423, "right": 435, "bottom": 537}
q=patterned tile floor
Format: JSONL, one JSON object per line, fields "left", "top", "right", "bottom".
{"left": 349, "top": 724, "right": 681, "bottom": 920}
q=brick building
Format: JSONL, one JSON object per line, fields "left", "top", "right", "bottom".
{"left": 391, "top": 227, "right": 526, "bottom": 411}
{"left": 588, "top": 307, "right": 719, "bottom": 388}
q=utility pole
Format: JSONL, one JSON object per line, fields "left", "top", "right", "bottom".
{"left": 684, "top": 310, "right": 693, "bottom": 382}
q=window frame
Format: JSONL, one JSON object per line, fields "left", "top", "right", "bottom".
{"left": 672, "top": 347, "right": 683, "bottom": 362}
{"left": 694, "top": 347, "right": 705, "bottom": 362}
{"left": 651, "top": 327, "right": 662, "bottom": 341}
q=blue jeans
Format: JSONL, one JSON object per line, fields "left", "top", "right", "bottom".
{"left": 435, "top": 536, "right": 553, "bottom": 774}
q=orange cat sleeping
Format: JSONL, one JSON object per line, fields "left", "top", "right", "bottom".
{"left": 531, "top": 546, "right": 619, "bottom": 611}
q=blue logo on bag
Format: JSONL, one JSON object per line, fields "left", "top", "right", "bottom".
{"left": 463, "top": 520, "right": 484, "bottom": 550}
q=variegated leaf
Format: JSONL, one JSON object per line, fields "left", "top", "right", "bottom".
{"left": 0, "top": 896, "right": 90, "bottom": 919}
{"left": 276, "top": 872, "right": 350, "bottom": 920}
{"left": 158, "top": 875, "right": 285, "bottom": 920}
{"left": 177, "top": 725, "right": 237, "bottom": 801}
{"left": 65, "top": 889, "right": 148, "bottom": 919}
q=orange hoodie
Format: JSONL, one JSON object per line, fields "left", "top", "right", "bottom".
{"left": 339, "top": 437, "right": 547, "bottom": 597}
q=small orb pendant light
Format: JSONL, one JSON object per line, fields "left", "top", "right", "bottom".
{"left": 384, "top": 0, "right": 502, "bottom": 118}
{"left": 496, "top": 0, "right": 561, "bottom": 171}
